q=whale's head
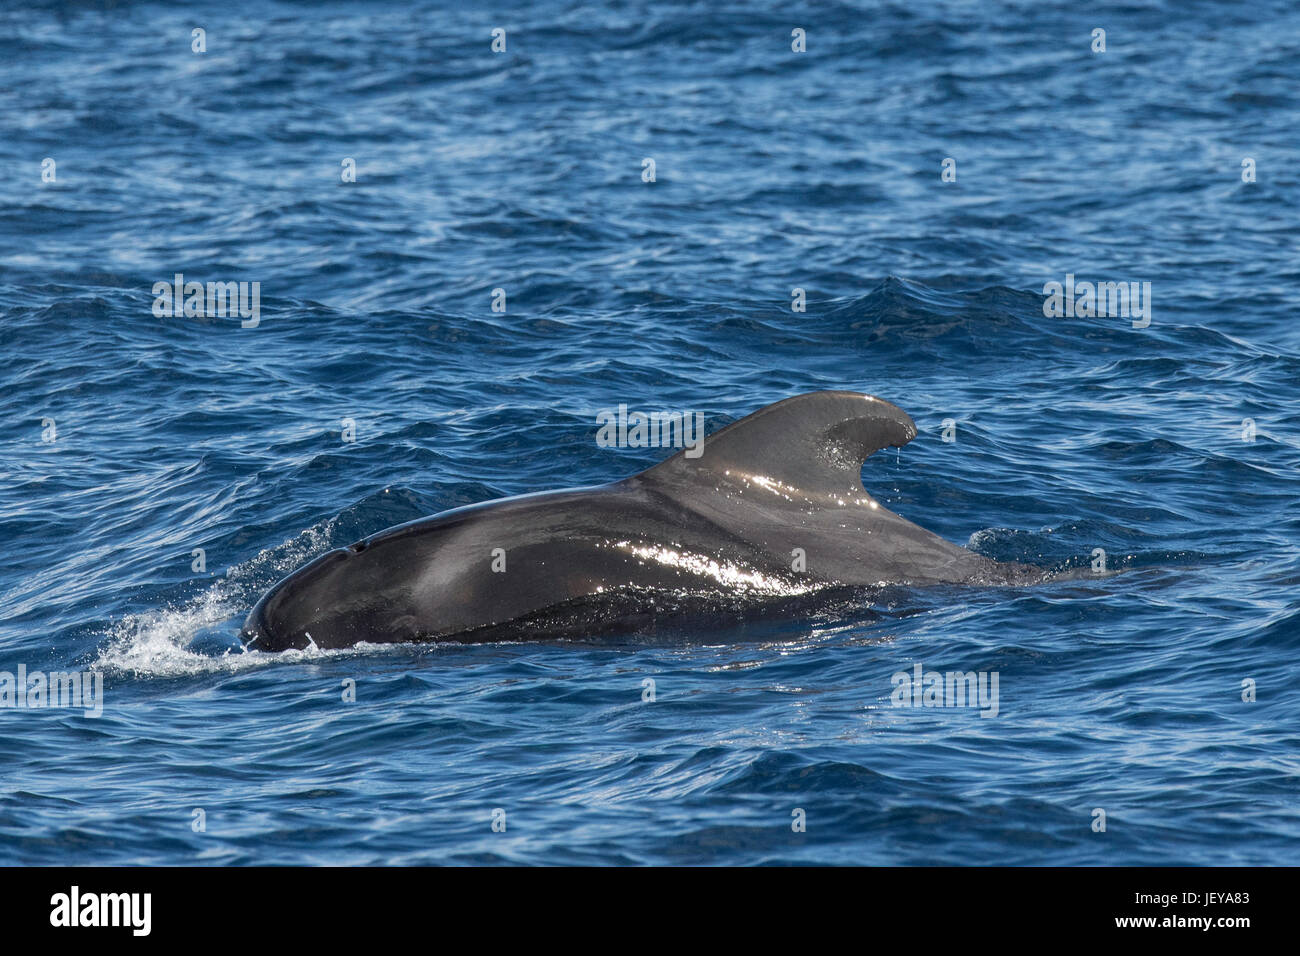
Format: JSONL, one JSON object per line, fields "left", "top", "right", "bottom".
{"left": 241, "top": 537, "right": 426, "bottom": 651}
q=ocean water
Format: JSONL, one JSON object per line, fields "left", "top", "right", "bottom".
{"left": 1, "top": 0, "right": 1298, "bottom": 865}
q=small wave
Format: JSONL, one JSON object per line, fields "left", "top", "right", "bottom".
{"left": 91, "top": 518, "right": 362, "bottom": 678}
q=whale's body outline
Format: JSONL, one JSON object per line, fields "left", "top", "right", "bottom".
{"left": 241, "top": 391, "right": 1039, "bottom": 651}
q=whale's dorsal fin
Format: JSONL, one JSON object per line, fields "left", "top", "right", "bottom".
{"left": 637, "top": 391, "right": 917, "bottom": 497}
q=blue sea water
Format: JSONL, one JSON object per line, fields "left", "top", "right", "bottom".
{"left": 1, "top": 0, "right": 1298, "bottom": 866}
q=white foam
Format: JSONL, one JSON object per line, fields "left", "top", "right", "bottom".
{"left": 90, "top": 518, "right": 398, "bottom": 678}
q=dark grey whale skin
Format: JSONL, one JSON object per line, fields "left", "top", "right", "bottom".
{"left": 241, "top": 391, "right": 1040, "bottom": 651}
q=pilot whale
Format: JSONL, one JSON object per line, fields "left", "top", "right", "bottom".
{"left": 241, "top": 391, "right": 1040, "bottom": 651}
